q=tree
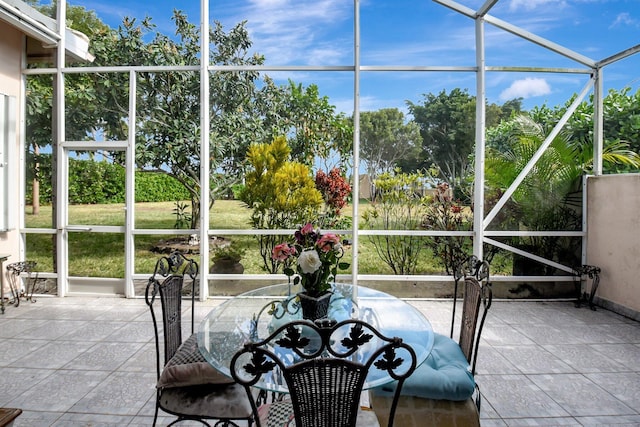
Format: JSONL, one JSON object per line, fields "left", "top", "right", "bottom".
{"left": 85, "top": 15, "right": 273, "bottom": 229}
{"left": 26, "top": 6, "right": 353, "bottom": 230}
{"left": 274, "top": 81, "right": 353, "bottom": 169}
{"left": 407, "top": 89, "right": 476, "bottom": 184}
{"left": 359, "top": 108, "right": 422, "bottom": 180}
{"left": 25, "top": 3, "right": 111, "bottom": 216}
{"left": 408, "top": 89, "right": 521, "bottom": 186}
{"left": 24, "top": 2, "right": 113, "bottom": 272}
{"left": 528, "top": 87, "right": 640, "bottom": 173}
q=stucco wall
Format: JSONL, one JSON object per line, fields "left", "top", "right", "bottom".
{"left": 0, "top": 21, "right": 22, "bottom": 287}
{"left": 0, "top": 22, "right": 22, "bottom": 96}
{"left": 586, "top": 174, "right": 640, "bottom": 318}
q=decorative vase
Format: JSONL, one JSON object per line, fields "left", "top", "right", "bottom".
{"left": 209, "top": 258, "right": 244, "bottom": 274}
{"left": 297, "top": 291, "right": 332, "bottom": 321}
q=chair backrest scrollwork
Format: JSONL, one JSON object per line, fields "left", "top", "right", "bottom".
{"left": 231, "top": 318, "right": 417, "bottom": 427}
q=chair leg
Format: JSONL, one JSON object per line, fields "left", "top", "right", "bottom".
{"left": 474, "top": 384, "right": 482, "bottom": 412}
{"left": 152, "top": 404, "right": 159, "bottom": 427}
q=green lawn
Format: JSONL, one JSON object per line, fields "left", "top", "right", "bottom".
{"left": 24, "top": 200, "right": 484, "bottom": 277}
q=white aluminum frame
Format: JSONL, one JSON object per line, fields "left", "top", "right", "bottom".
{"left": 18, "top": 0, "right": 640, "bottom": 298}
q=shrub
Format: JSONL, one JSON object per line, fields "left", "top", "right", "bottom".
{"left": 238, "top": 136, "right": 323, "bottom": 273}
{"left": 212, "top": 243, "right": 246, "bottom": 263}
{"left": 135, "top": 172, "right": 191, "bottom": 202}
{"left": 362, "top": 170, "right": 430, "bottom": 275}
{"left": 422, "top": 182, "right": 473, "bottom": 275}
{"left": 26, "top": 154, "right": 190, "bottom": 205}
{"left": 315, "top": 167, "right": 352, "bottom": 228}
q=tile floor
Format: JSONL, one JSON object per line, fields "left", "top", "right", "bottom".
{"left": 0, "top": 295, "right": 639, "bottom": 426}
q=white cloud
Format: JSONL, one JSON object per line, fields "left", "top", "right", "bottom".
{"left": 230, "top": 0, "right": 352, "bottom": 65}
{"left": 499, "top": 77, "right": 551, "bottom": 100}
{"left": 333, "top": 98, "right": 356, "bottom": 115}
{"left": 610, "top": 12, "right": 639, "bottom": 28}
{"left": 509, "top": 0, "right": 568, "bottom": 12}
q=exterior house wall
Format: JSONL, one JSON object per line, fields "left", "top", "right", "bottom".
{"left": 0, "top": 21, "right": 23, "bottom": 291}
{"left": 359, "top": 174, "right": 371, "bottom": 199}
{"left": 0, "top": 22, "right": 22, "bottom": 96}
{"left": 586, "top": 174, "right": 640, "bottom": 318}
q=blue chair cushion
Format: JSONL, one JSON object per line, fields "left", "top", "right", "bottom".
{"left": 373, "top": 333, "right": 475, "bottom": 401}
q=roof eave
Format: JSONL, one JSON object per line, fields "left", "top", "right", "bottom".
{"left": 0, "top": 0, "right": 94, "bottom": 63}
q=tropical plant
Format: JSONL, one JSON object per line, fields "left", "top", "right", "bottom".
{"left": 528, "top": 88, "right": 640, "bottom": 173}
{"left": 212, "top": 243, "right": 246, "bottom": 263}
{"left": 485, "top": 114, "right": 640, "bottom": 272}
{"left": 314, "top": 167, "right": 352, "bottom": 229}
{"left": 238, "top": 136, "right": 323, "bottom": 273}
{"left": 173, "top": 201, "right": 192, "bottom": 230}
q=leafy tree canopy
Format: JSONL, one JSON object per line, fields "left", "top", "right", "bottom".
{"left": 408, "top": 88, "right": 521, "bottom": 185}
{"left": 358, "top": 108, "right": 422, "bottom": 179}
{"left": 527, "top": 87, "right": 640, "bottom": 174}
{"left": 26, "top": 5, "right": 352, "bottom": 229}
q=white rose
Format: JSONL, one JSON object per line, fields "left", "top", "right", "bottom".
{"left": 298, "top": 249, "right": 322, "bottom": 274}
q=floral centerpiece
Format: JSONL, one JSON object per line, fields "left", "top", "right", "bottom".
{"left": 273, "top": 222, "right": 349, "bottom": 299}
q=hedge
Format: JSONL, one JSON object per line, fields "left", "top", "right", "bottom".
{"left": 27, "top": 155, "right": 190, "bottom": 204}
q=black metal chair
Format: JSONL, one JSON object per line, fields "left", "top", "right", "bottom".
{"left": 145, "top": 252, "right": 253, "bottom": 427}
{"left": 450, "top": 255, "right": 490, "bottom": 339}
{"left": 231, "top": 318, "right": 417, "bottom": 427}
{"left": 371, "top": 276, "right": 492, "bottom": 427}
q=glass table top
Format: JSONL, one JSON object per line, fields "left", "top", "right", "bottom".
{"left": 197, "top": 282, "right": 434, "bottom": 392}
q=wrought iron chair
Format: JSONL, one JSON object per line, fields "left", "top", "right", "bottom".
{"left": 145, "top": 252, "right": 252, "bottom": 427}
{"left": 371, "top": 276, "right": 492, "bottom": 427}
{"left": 450, "top": 255, "right": 490, "bottom": 338}
{"left": 231, "top": 318, "right": 417, "bottom": 427}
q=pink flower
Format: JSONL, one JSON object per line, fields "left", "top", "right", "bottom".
{"left": 272, "top": 222, "right": 349, "bottom": 296}
{"left": 272, "top": 243, "right": 297, "bottom": 261}
{"left": 295, "top": 222, "right": 318, "bottom": 245}
{"left": 316, "top": 233, "right": 340, "bottom": 253}
{"left": 300, "top": 223, "right": 314, "bottom": 235}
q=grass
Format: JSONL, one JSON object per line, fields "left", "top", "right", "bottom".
{"left": 24, "top": 200, "right": 497, "bottom": 277}
{"left": 26, "top": 200, "right": 257, "bottom": 275}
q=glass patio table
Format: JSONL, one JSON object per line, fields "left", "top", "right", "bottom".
{"left": 197, "top": 283, "right": 434, "bottom": 393}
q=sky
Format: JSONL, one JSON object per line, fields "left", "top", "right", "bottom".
{"left": 64, "top": 0, "right": 640, "bottom": 115}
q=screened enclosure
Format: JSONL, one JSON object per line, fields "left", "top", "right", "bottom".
{"left": 16, "top": 0, "right": 640, "bottom": 298}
